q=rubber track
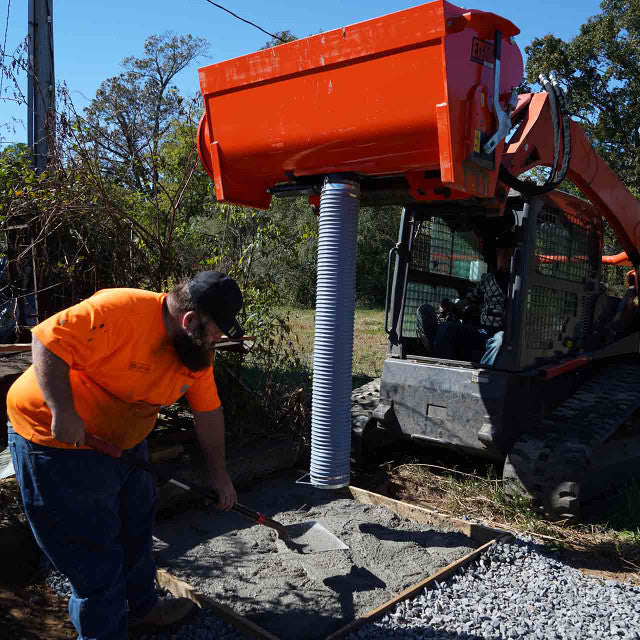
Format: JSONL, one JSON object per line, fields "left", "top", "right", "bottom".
{"left": 503, "top": 362, "right": 640, "bottom": 520}
{"left": 351, "top": 378, "right": 381, "bottom": 430}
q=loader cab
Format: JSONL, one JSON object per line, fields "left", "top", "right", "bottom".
{"left": 366, "top": 191, "right": 606, "bottom": 461}
{"left": 385, "top": 191, "right": 604, "bottom": 372}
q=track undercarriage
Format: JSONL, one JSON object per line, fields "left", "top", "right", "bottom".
{"left": 503, "top": 360, "right": 640, "bottom": 521}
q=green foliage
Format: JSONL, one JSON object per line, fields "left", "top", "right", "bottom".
{"left": 261, "top": 196, "right": 318, "bottom": 307}
{"left": 261, "top": 30, "right": 298, "bottom": 49}
{"left": 82, "top": 32, "right": 209, "bottom": 195}
{"left": 54, "top": 33, "right": 212, "bottom": 290}
{"left": 356, "top": 206, "right": 402, "bottom": 308}
{"left": 525, "top": 0, "right": 640, "bottom": 192}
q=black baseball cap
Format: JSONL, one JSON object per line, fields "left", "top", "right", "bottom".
{"left": 188, "top": 271, "right": 244, "bottom": 338}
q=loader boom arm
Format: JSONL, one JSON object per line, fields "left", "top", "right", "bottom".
{"left": 502, "top": 92, "right": 640, "bottom": 265}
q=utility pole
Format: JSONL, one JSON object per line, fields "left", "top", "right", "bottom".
{"left": 28, "top": 0, "right": 55, "bottom": 175}
{"left": 12, "top": 0, "right": 55, "bottom": 332}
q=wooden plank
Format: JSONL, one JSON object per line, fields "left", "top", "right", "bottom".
{"left": 348, "top": 486, "right": 505, "bottom": 544}
{"left": 324, "top": 539, "right": 497, "bottom": 640}
{"left": 156, "top": 569, "right": 280, "bottom": 640}
{"left": 0, "top": 344, "right": 31, "bottom": 353}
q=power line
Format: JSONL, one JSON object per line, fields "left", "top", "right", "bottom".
{"left": 203, "top": 0, "right": 287, "bottom": 43}
{"left": 0, "top": 0, "right": 11, "bottom": 95}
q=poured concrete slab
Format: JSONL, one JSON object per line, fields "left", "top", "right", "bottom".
{"left": 153, "top": 471, "right": 475, "bottom": 640}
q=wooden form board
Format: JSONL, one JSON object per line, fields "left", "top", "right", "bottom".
{"left": 347, "top": 486, "right": 506, "bottom": 545}
{"left": 324, "top": 539, "right": 497, "bottom": 640}
{"left": 0, "top": 344, "right": 31, "bottom": 353}
{"left": 157, "top": 486, "right": 509, "bottom": 640}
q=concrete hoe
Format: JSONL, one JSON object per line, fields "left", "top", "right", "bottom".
{"left": 84, "top": 433, "right": 347, "bottom": 554}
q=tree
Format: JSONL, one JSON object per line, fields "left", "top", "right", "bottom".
{"left": 524, "top": 0, "right": 640, "bottom": 192}
{"left": 0, "top": 32, "right": 214, "bottom": 314}
{"left": 261, "top": 30, "right": 298, "bottom": 49}
{"left": 56, "top": 33, "right": 212, "bottom": 289}
{"left": 356, "top": 206, "right": 402, "bottom": 307}
{"left": 82, "top": 33, "right": 209, "bottom": 196}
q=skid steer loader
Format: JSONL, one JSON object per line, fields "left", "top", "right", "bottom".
{"left": 195, "top": 0, "right": 640, "bottom": 518}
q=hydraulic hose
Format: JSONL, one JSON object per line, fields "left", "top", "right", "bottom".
{"left": 550, "top": 71, "right": 572, "bottom": 185}
{"left": 499, "top": 71, "right": 571, "bottom": 196}
{"left": 541, "top": 74, "right": 561, "bottom": 182}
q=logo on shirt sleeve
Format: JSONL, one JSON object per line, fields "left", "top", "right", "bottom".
{"left": 129, "top": 361, "right": 151, "bottom": 374}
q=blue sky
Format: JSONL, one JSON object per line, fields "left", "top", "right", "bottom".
{"left": 1, "top": 0, "right": 604, "bottom": 147}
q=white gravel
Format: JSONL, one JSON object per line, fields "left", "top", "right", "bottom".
{"left": 348, "top": 536, "right": 640, "bottom": 640}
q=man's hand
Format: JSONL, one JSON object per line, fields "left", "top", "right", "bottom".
{"left": 51, "top": 409, "right": 86, "bottom": 446}
{"left": 209, "top": 468, "right": 237, "bottom": 510}
{"left": 193, "top": 408, "right": 236, "bottom": 509}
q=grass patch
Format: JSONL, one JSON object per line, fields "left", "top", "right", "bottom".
{"left": 283, "top": 307, "right": 387, "bottom": 382}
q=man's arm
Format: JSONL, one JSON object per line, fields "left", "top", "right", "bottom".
{"left": 32, "top": 335, "right": 86, "bottom": 445}
{"left": 193, "top": 407, "right": 237, "bottom": 510}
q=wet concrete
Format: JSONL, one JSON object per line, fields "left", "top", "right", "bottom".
{"left": 153, "top": 470, "right": 475, "bottom": 640}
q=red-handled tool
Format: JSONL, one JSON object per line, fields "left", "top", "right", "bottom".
{"left": 83, "top": 432, "right": 290, "bottom": 540}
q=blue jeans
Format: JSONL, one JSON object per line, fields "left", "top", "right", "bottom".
{"left": 8, "top": 426, "right": 158, "bottom": 640}
{"left": 434, "top": 322, "right": 504, "bottom": 365}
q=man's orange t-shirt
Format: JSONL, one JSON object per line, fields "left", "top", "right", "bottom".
{"left": 7, "top": 288, "right": 221, "bottom": 450}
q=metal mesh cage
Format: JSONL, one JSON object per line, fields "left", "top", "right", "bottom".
{"left": 402, "top": 282, "right": 458, "bottom": 337}
{"left": 525, "top": 286, "right": 578, "bottom": 350}
{"left": 403, "top": 217, "right": 485, "bottom": 339}
{"left": 535, "top": 204, "right": 599, "bottom": 283}
{"left": 411, "top": 218, "right": 484, "bottom": 280}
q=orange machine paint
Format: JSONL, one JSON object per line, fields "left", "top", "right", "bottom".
{"left": 197, "top": 0, "right": 522, "bottom": 209}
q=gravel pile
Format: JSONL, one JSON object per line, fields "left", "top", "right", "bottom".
{"left": 348, "top": 536, "right": 640, "bottom": 640}
{"left": 43, "top": 559, "right": 73, "bottom": 598}
{"left": 132, "top": 607, "right": 248, "bottom": 640}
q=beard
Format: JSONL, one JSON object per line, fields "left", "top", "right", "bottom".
{"left": 171, "top": 328, "right": 213, "bottom": 372}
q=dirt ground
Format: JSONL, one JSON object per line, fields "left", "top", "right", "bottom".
{"left": 0, "top": 478, "right": 75, "bottom": 638}
{"left": 0, "top": 583, "right": 75, "bottom": 639}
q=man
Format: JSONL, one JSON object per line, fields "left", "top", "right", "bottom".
{"left": 6, "top": 271, "right": 242, "bottom": 639}
{"left": 417, "top": 244, "right": 513, "bottom": 366}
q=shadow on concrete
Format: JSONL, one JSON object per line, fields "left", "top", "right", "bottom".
{"left": 359, "top": 522, "right": 470, "bottom": 549}
{"left": 323, "top": 566, "right": 386, "bottom": 622}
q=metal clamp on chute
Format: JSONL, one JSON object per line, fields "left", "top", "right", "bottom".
{"left": 484, "top": 30, "right": 519, "bottom": 155}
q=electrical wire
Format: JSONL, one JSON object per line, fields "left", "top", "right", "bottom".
{"left": 0, "top": 0, "right": 11, "bottom": 96}
{"left": 203, "top": 0, "right": 287, "bottom": 43}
